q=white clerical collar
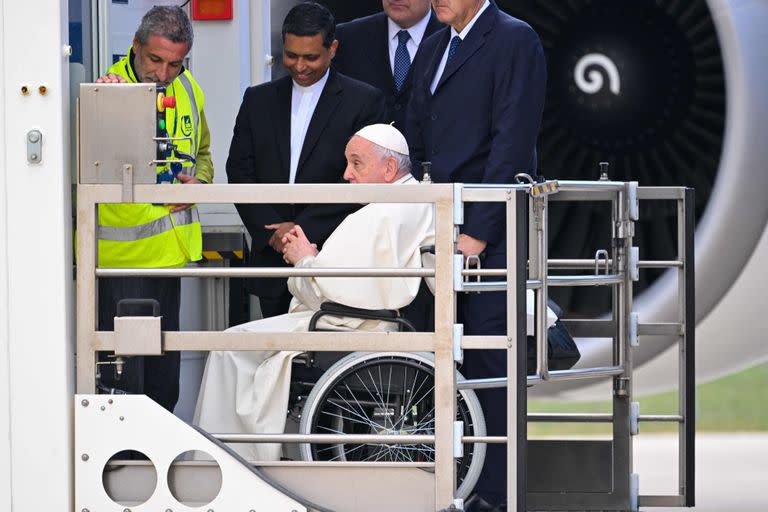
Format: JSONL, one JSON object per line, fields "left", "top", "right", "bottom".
{"left": 388, "top": 11, "right": 432, "bottom": 47}
{"left": 394, "top": 173, "right": 415, "bottom": 184}
{"left": 451, "top": 0, "right": 490, "bottom": 40}
{"left": 292, "top": 68, "right": 330, "bottom": 94}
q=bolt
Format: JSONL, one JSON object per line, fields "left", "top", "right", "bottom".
{"left": 81, "top": 453, "right": 89, "bottom": 461}
{"left": 93, "top": 87, "right": 98, "bottom": 92}
{"left": 119, "top": 416, "right": 125, "bottom": 421}
{"left": 38, "top": 85, "right": 47, "bottom": 95}
{"left": 20, "top": 85, "right": 29, "bottom": 95}
{"left": 81, "top": 399, "right": 89, "bottom": 407}
{"left": 30, "top": 154, "right": 38, "bottom": 161}
{"left": 166, "top": 509, "right": 173, "bottom": 512}
{"left": 108, "top": 399, "right": 113, "bottom": 404}
{"left": 100, "top": 405, "right": 106, "bottom": 411}
{"left": 82, "top": 509, "right": 90, "bottom": 512}
{"left": 94, "top": 161, "right": 100, "bottom": 167}
{"left": 124, "top": 509, "right": 131, "bottom": 512}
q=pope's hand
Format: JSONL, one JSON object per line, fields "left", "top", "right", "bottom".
{"left": 265, "top": 221, "right": 296, "bottom": 253}
{"left": 282, "top": 225, "right": 318, "bottom": 265}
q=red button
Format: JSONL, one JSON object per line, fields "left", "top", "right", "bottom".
{"left": 163, "top": 96, "right": 177, "bottom": 109}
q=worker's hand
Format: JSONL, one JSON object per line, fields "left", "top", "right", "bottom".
{"left": 95, "top": 73, "right": 127, "bottom": 84}
{"left": 457, "top": 233, "right": 487, "bottom": 260}
{"left": 282, "top": 225, "right": 318, "bottom": 265}
{"left": 265, "top": 221, "right": 296, "bottom": 253}
{"left": 169, "top": 173, "right": 202, "bottom": 213}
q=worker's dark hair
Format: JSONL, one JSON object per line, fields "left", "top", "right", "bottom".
{"left": 281, "top": 2, "right": 336, "bottom": 49}
{"left": 135, "top": 6, "right": 194, "bottom": 49}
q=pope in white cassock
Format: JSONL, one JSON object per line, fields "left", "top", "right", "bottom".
{"left": 194, "top": 124, "right": 436, "bottom": 461}
{"left": 193, "top": 124, "right": 558, "bottom": 461}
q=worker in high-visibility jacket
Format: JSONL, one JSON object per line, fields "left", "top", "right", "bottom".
{"left": 95, "top": 6, "right": 213, "bottom": 413}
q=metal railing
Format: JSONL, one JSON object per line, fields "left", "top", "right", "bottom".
{"left": 76, "top": 179, "right": 694, "bottom": 511}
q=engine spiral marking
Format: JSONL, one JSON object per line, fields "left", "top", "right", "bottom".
{"left": 574, "top": 53, "right": 621, "bottom": 95}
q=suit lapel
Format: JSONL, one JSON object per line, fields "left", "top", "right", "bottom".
{"left": 435, "top": 5, "right": 497, "bottom": 93}
{"left": 398, "top": 12, "right": 443, "bottom": 98}
{"left": 296, "top": 71, "right": 342, "bottom": 174}
{"left": 424, "top": 28, "right": 451, "bottom": 95}
{"left": 274, "top": 77, "right": 292, "bottom": 179}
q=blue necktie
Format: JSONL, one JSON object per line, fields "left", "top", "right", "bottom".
{"left": 447, "top": 35, "right": 462, "bottom": 65}
{"left": 393, "top": 30, "right": 411, "bottom": 92}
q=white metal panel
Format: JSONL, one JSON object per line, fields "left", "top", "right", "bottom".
{"left": 75, "top": 394, "right": 306, "bottom": 511}
{"left": 0, "top": 3, "right": 12, "bottom": 510}
{"left": 0, "top": 0, "right": 74, "bottom": 509}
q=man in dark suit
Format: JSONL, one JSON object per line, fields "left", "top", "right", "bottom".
{"left": 406, "top": 1, "right": 546, "bottom": 509}
{"left": 227, "top": 2, "right": 386, "bottom": 318}
{"left": 333, "top": 0, "right": 442, "bottom": 130}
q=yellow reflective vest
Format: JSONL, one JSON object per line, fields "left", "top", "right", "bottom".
{"left": 98, "top": 50, "right": 204, "bottom": 268}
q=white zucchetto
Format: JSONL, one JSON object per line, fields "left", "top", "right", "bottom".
{"left": 354, "top": 123, "right": 409, "bottom": 156}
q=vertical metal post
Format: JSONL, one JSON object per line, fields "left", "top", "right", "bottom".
{"left": 506, "top": 189, "right": 527, "bottom": 512}
{"left": 434, "top": 197, "right": 457, "bottom": 509}
{"left": 76, "top": 188, "right": 98, "bottom": 393}
{"left": 535, "top": 195, "right": 549, "bottom": 379}
{"left": 612, "top": 186, "right": 634, "bottom": 508}
{"left": 680, "top": 188, "right": 696, "bottom": 506}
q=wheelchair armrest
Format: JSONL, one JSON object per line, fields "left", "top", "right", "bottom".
{"left": 308, "top": 301, "right": 416, "bottom": 332}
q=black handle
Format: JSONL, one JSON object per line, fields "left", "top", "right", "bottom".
{"left": 116, "top": 298, "right": 161, "bottom": 317}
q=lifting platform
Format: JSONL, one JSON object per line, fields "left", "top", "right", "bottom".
{"left": 75, "top": 83, "right": 695, "bottom": 512}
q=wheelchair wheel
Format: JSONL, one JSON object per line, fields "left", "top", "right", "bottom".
{"left": 298, "top": 351, "right": 486, "bottom": 500}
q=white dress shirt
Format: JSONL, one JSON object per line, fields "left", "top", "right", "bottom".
{"left": 430, "top": 0, "right": 490, "bottom": 94}
{"left": 289, "top": 69, "right": 330, "bottom": 183}
{"left": 387, "top": 11, "right": 433, "bottom": 74}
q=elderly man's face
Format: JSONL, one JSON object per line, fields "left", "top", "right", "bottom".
{"left": 383, "top": 0, "right": 432, "bottom": 29}
{"left": 283, "top": 33, "right": 337, "bottom": 87}
{"left": 343, "top": 136, "right": 397, "bottom": 184}
{"left": 431, "top": 0, "right": 484, "bottom": 31}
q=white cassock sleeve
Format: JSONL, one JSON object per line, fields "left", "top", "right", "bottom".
{"left": 288, "top": 201, "right": 435, "bottom": 312}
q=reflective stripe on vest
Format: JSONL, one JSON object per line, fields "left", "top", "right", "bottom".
{"left": 177, "top": 73, "right": 199, "bottom": 166}
{"left": 98, "top": 209, "right": 200, "bottom": 242}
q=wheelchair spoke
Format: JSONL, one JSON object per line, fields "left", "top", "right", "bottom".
{"left": 354, "top": 371, "right": 386, "bottom": 417}
{"left": 340, "top": 382, "right": 382, "bottom": 427}
{"left": 392, "top": 376, "right": 434, "bottom": 431}
{"left": 319, "top": 408, "right": 378, "bottom": 430}
{"left": 329, "top": 442, "right": 369, "bottom": 461}
{"left": 324, "top": 395, "right": 381, "bottom": 430}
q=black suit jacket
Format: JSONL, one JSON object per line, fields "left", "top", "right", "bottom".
{"left": 334, "top": 12, "right": 442, "bottom": 130}
{"left": 407, "top": 3, "right": 546, "bottom": 250}
{"left": 227, "top": 70, "right": 386, "bottom": 296}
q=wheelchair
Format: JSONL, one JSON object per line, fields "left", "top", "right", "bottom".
{"left": 287, "top": 301, "right": 487, "bottom": 500}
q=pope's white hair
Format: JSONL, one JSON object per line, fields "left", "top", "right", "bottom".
{"left": 371, "top": 143, "right": 412, "bottom": 176}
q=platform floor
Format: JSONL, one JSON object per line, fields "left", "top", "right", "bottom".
{"left": 633, "top": 432, "right": 767, "bottom": 511}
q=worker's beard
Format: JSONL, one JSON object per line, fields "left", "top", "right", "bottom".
{"left": 133, "top": 53, "right": 172, "bottom": 87}
{"left": 145, "top": 75, "right": 171, "bottom": 87}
